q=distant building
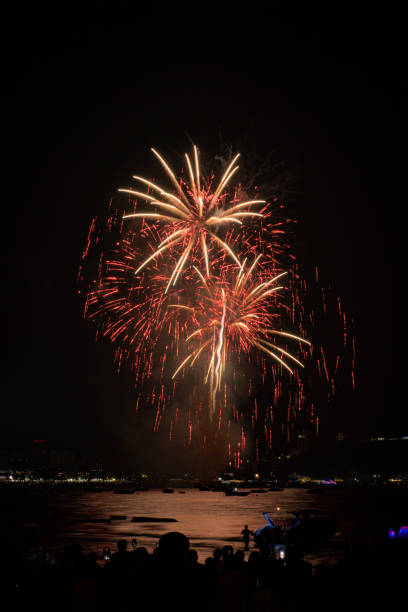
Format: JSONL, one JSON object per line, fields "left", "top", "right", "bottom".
{"left": 31, "top": 439, "right": 49, "bottom": 470}
{"left": 0, "top": 440, "right": 90, "bottom": 475}
{"left": 369, "top": 434, "right": 408, "bottom": 442}
{"left": 293, "top": 427, "right": 313, "bottom": 453}
{"left": 49, "top": 448, "right": 78, "bottom": 471}
{"left": 0, "top": 447, "right": 27, "bottom": 471}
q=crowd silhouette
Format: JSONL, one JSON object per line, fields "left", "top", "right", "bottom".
{"left": 2, "top": 526, "right": 406, "bottom": 611}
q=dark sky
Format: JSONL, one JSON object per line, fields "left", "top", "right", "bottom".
{"left": 3, "top": 5, "right": 406, "bottom": 469}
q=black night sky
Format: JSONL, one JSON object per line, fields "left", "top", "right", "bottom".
{"left": 3, "top": 5, "right": 405, "bottom": 470}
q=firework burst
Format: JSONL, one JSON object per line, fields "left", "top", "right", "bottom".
{"left": 171, "top": 258, "right": 311, "bottom": 417}
{"left": 80, "top": 143, "right": 356, "bottom": 468}
{"left": 119, "top": 146, "right": 265, "bottom": 291}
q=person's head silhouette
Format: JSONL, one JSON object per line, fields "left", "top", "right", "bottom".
{"left": 158, "top": 531, "right": 190, "bottom": 563}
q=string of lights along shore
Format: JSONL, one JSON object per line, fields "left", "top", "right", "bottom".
{"left": 79, "top": 145, "right": 356, "bottom": 468}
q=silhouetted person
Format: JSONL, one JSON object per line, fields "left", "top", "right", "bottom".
{"left": 241, "top": 525, "right": 251, "bottom": 551}
{"left": 213, "top": 547, "right": 225, "bottom": 575}
{"left": 188, "top": 549, "right": 206, "bottom": 580}
{"left": 247, "top": 550, "right": 262, "bottom": 589}
{"left": 284, "top": 547, "right": 312, "bottom": 591}
{"left": 129, "top": 545, "right": 149, "bottom": 567}
{"left": 221, "top": 544, "right": 234, "bottom": 568}
{"left": 157, "top": 531, "right": 190, "bottom": 564}
{"left": 70, "top": 550, "right": 102, "bottom": 612}
{"left": 151, "top": 532, "right": 207, "bottom": 611}
{"left": 233, "top": 549, "right": 247, "bottom": 570}
{"left": 110, "top": 539, "right": 129, "bottom": 570}
{"left": 188, "top": 548, "right": 199, "bottom": 566}
{"left": 217, "top": 546, "right": 250, "bottom": 611}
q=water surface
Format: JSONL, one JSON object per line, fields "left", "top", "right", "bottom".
{"left": 1, "top": 485, "right": 404, "bottom": 564}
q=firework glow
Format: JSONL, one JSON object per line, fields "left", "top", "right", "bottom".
{"left": 79, "top": 144, "right": 356, "bottom": 468}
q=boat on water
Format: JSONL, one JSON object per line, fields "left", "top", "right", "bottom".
{"left": 225, "top": 489, "right": 251, "bottom": 496}
{"left": 162, "top": 488, "right": 174, "bottom": 493}
{"left": 212, "top": 484, "right": 229, "bottom": 492}
{"left": 111, "top": 515, "right": 127, "bottom": 520}
{"left": 254, "top": 510, "right": 337, "bottom": 550}
{"left": 131, "top": 516, "right": 177, "bottom": 523}
{"left": 75, "top": 518, "right": 111, "bottom": 524}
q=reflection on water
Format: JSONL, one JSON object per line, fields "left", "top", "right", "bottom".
{"left": 0, "top": 487, "right": 348, "bottom": 564}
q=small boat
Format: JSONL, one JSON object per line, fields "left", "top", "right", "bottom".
{"left": 225, "top": 489, "right": 251, "bottom": 496}
{"left": 111, "top": 515, "right": 127, "bottom": 520}
{"left": 251, "top": 489, "right": 268, "bottom": 493}
{"left": 131, "top": 516, "right": 177, "bottom": 522}
{"left": 162, "top": 488, "right": 174, "bottom": 493}
{"left": 212, "top": 484, "right": 229, "bottom": 492}
{"left": 198, "top": 486, "right": 211, "bottom": 491}
{"left": 254, "top": 510, "right": 337, "bottom": 549}
{"left": 268, "top": 487, "right": 284, "bottom": 491}
{"left": 178, "top": 491, "right": 186, "bottom": 494}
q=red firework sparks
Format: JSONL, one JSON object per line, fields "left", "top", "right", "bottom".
{"left": 80, "top": 145, "right": 356, "bottom": 467}
{"left": 171, "top": 259, "right": 310, "bottom": 419}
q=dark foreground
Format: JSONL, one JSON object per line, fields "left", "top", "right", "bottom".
{"left": 3, "top": 527, "right": 406, "bottom": 612}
